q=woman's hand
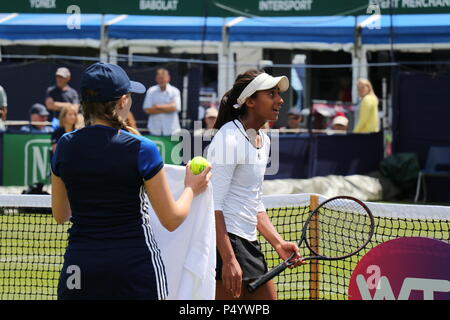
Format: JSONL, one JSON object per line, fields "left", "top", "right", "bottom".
{"left": 275, "top": 241, "right": 306, "bottom": 268}
{"left": 184, "top": 162, "right": 212, "bottom": 196}
{"left": 221, "top": 257, "right": 243, "bottom": 299}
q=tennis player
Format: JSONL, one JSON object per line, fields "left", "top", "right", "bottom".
{"left": 207, "top": 69, "right": 305, "bottom": 300}
{"left": 51, "top": 62, "right": 211, "bottom": 300}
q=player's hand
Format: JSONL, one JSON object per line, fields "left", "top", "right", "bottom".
{"left": 184, "top": 162, "right": 212, "bottom": 196}
{"left": 222, "top": 257, "right": 243, "bottom": 299}
{"left": 275, "top": 241, "right": 306, "bottom": 268}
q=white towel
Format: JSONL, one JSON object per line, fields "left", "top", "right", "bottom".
{"left": 148, "top": 164, "right": 216, "bottom": 300}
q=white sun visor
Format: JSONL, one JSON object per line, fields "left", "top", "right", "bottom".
{"left": 234, "top": 73, "right": 290, "bottom": 109}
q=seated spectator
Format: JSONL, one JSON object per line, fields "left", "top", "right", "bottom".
{"left": 331, "top": 113, "right": 349, "bottom": 132}
{"left": 51, "top": 104, "right": 83, "bottom": 153}
{"left": 20, "top": 103, "right": 54, "bottom": 134}
{"left": 194, "top": 107, "right": 218, "bottom": 139}
{"left": 204, "top": 107, "right": 218, "bottom": 130}
{"left": 280, "top": 108, "right": 303, "bottom": 132}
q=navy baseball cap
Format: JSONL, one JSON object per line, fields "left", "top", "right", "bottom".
{"left": 30, "top": 103, "right": 49, "bottom": 116}
{"left": 81, "top": 62, "right": 146, "bottom": 102}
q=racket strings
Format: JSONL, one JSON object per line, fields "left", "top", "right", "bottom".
{"left": 306, "top": 199, "right": 373, "bottom": 259}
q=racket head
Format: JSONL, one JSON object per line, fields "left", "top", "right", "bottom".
{"left": 301, "top": 196, "right": 375, "bottom": 260}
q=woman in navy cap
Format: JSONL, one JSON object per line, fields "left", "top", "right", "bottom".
{"left": 51, "top": 62, "right": 211, "bottom": 300}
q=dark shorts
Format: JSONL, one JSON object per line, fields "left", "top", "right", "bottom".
{"left": 216, "top": 233, "right": 268, "bottom": 281}
{"left": 58, "top": 247, "right": 164, "bottom": 300}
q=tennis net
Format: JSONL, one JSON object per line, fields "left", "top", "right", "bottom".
{"left": 1, "top": 194, "right": 449, "bottom": 300}
{"left": 261, "top": 194, "right": 450, "bottom": 300}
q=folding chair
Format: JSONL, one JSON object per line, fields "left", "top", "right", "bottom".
{"left": 414, "top": 146, "right": 450, "bottom": 202}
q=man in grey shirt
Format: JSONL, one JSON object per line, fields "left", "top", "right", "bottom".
{"left": 0, "top": 85, "right": 7, "bottom": 131}
{"left": 142, "top": 68, "right": 181, "bottom": 136}
{"left": 45, "top": 67, "right": 80, "bottom": 128}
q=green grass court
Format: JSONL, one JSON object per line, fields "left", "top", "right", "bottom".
{"left": 1, "top": 206, "right": 449, "bottom": 300}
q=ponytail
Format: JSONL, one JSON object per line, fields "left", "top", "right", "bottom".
{"left": 81, "top": 100, "right": 127, "bottom": 130}
{"left": 214, "top": 69, "right": 264, "bottom": 130}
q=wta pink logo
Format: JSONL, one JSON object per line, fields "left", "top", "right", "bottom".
{"left": 348, "top": 237, "right": 450, "bottom": 300}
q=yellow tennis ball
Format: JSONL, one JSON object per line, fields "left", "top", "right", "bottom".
{"left": 190, "top": 156, "right": 209, "bottom": 175}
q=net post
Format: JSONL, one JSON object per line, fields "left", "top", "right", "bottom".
{"left": 309, "top": 195, "right": 320, "bottom": 300}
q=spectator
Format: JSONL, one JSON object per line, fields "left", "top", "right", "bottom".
{"left": 353, "top": 79, "right": 379, "bottom": 133}
{"left": 20, "top": 103, "right": 54, "bottom": 134}
{"left": 51, "top": 104, "right": 83, "bottom": 153}
{"left": 280, "top": 108, "right": 303, "bottom": 132}
{"left": 0, "top": 85, "right": 7, "bottom": 132}
{"left": 331, "top": 113, "right": 349, "bottom": 132}
{"left": 194, "top": 107, "right": 218, "bottom": 139}
{"left": 204, "top": 107, "right": 218, "bottom": 130}
{"left": 45, "top": 67, "right": 80, "bottom": 129}
{"left": 142, "top": 68, "right": 181, "bottom": 136}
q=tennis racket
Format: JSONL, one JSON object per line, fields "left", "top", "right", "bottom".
{"left": 248, "top": 196, "right": 375, "bottom": 293}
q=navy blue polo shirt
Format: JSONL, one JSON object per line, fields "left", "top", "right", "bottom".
{"left": 51, "top": 125, "right": 163, "bottom": 250}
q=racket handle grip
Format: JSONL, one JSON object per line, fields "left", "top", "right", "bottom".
{"left": 247, "top": 262, "right": 288, "bottom": 293}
